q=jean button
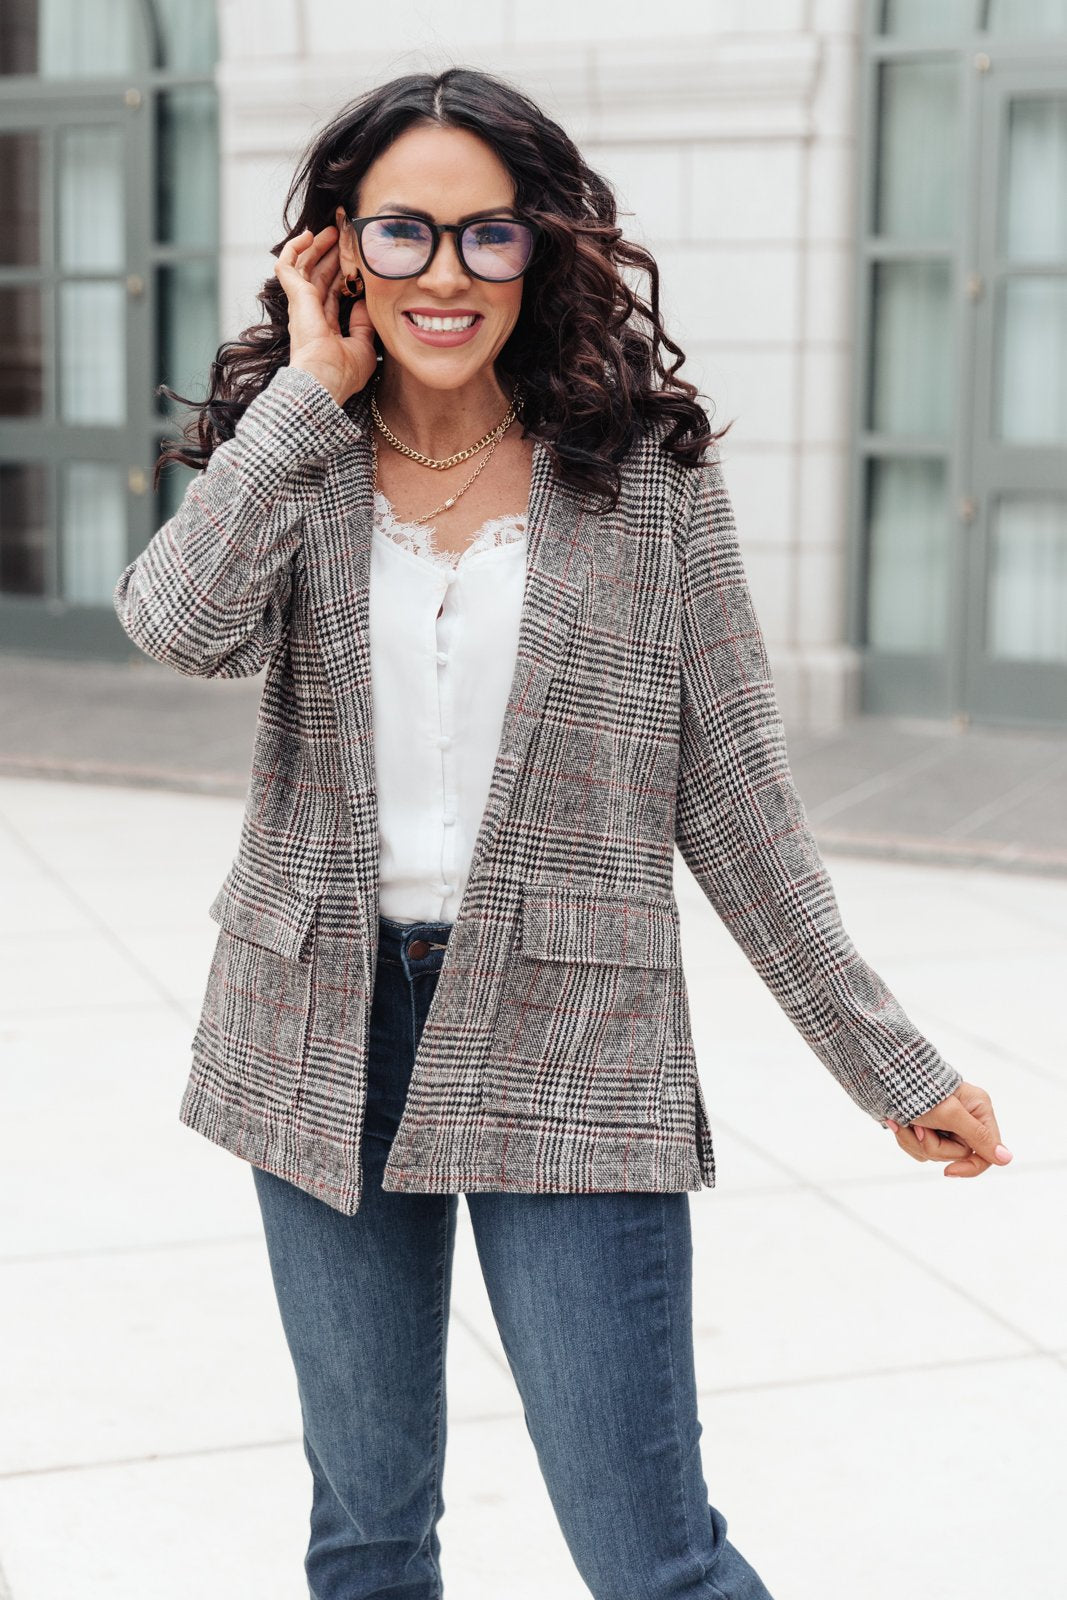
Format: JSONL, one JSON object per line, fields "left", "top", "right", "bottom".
{"left": 407, "top": 938, "right": 430, "bottom": 959}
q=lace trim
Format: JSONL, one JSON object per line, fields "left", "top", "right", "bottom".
{"left": 373, "top": 489, "right": 527, "bottom": 569}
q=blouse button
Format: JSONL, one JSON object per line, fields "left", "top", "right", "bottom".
{"left": 442, "top": 813, "right": 457, "bottom": 827}
{"left": 437, "top": 735, "right": 452, "bottom": 750}
{"left": 436, "top": 651, "right": 449, "bottom": 665}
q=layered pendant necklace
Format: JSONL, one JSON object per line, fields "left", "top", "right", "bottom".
{"left": 370, "top": 372, "right": 521, "bottom": 528}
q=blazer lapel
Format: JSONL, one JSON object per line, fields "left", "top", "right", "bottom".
{"left": 305, "top": 388, "right": 597, "bottom": 923}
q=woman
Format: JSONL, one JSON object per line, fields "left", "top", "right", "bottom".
{"left": 114, "top": 66, "right": 1011, "bottom": 1600}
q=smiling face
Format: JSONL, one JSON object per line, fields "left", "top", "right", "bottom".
{"left": 335, "top": 123, "right": 526, "bottom": 396}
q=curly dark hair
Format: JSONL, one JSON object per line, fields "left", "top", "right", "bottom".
{"left": 156, "top": 65, "right": 732, "bottom": 509}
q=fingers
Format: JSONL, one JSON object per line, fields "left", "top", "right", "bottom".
{"left": 885, "top": 1119, "right": 987, "bottom": 1174}
{"left": 885, "top": 1083, "right": 1014, "bottom": 1180}
{"left": 917, "top": 1091, "right": 1012, "bottom": 1170}
{"left": 922, "top": 1125, "right": 991, "bottom": 1177}
{"left": 323, "top": 274, "right": 341, "bottom": 335}
{"left": 909, "top": 1123, "right": 973, "bottom": 1162}
{"left": 943, "top": 1150, "right": 992, "bottom": 1179}
{"left": 275, "top": 225, "right": 340, "bottom": 288}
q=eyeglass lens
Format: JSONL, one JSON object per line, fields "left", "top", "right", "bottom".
{"left": 359, "top": 217, "right": 535, "bottom": 279}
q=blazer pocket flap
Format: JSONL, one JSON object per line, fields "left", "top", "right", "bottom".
{"left": 520, "top": 884, "right": 681, "bottom": 968}
{"left": 208, "top": 859, "right": 319, "bottom": 962}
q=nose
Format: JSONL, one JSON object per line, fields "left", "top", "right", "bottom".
{"left": 419, "top": 228, "right": 470, "bottom": 289}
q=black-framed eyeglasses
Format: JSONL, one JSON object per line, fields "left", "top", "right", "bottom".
{"left": 346, "top": 213, "right": 541, "bottom": 282}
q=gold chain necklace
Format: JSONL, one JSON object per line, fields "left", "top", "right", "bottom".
{"left": 370, "top": 373, "right": 520, "bottom": 470}
{"left": 371, "top": 428, "right": 508, "bottom": 526}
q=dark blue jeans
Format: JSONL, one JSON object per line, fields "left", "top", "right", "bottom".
{"left": 251, "top": 914, "right": 776, "bottom": 1600}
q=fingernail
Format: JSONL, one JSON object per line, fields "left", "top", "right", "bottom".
{"left": 885, "top": 1119, "right": 898, "bottom": 1131}
{"left": 995, "top": 1144, "right": 1014, "bottom": 1162}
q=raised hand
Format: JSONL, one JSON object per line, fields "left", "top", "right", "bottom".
{"left": 274, "top": 224, "right": 378, "bottom": 406}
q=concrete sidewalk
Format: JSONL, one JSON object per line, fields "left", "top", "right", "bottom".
{"left": 0, "top": 766, "right": 1063, "bottom": 1599}
{"left": 2, "top": 648, "right": 1067, "bottom": 875}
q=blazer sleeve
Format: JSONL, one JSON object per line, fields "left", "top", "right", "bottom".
{"left": 671, "top": 447, "right": 963, "bottom": 1127}
{"left": 112, "top": 364, "right": 365, "bottom": 678}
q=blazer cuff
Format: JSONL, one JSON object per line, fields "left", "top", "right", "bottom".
{"left": 234, "top": 363, "right": 368, "bottom": 461}
{"left": 871, "top": 1048, "right": 964, "bottom": 1128}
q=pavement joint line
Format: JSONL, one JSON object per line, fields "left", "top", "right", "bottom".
{"left": 0, "top": 804, "right": 197, "bottom": 1024}
{"left": 818, "top": 1156, "right": 1067, "bottom": 1187}
{"left": 801, "top": 1184, "right": 1046, "bottom": 1358}
{"left": 693, "top": 1346, "right": 1065, "bottom": 1398}
{"left": 0, "top": 754, "right": 247, "bottom": 796}
{"left": 705, "top": 1117, "right": 1048, "bottom": 1358}
{"left": 0, "top": 1233, "right": 263, "bottom": 1267}
{"left": 0, "top": 1002, "right": 198, "bottom": 1024}
{"left": 0, "top": 1350, "right": 1051, "bottom": 1488}
{"left": 2, "top": 761, "right": 1066, "bottom": 873}
{"left": 813, "top": 830, "right": 1067, "bottom": 877}
{"left": 804, "top": 741, "right": 961, "bottom": 824}
{"left": 902, "top": 1003, "right": 1067, "bottom": 1092}
{"left": 955, "top": 874, "right": 1067, "bottom": 930}
{"left": 941, "top": 748, "right": 1067, "bottom": 841}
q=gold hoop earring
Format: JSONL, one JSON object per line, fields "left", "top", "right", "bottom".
{"left": 339, "top": 271, "right": 364, "bottom": 299}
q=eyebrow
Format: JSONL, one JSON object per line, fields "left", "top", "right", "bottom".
{"left": 373, "top": 201, "right": 519, "bottom": 224}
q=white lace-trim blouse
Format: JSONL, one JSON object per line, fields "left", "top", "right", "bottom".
{"left": 368, "top": 488, "right": 528, "bottom": 924}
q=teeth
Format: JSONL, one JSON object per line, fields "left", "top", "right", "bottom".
{"left": 409, "top": 313, "right": 478, "bottom": 331}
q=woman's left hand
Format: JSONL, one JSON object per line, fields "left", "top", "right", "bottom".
{"left": 884, "top": 1080, "right": 1014, "bottom": 1178}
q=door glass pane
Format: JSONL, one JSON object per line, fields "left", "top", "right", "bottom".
{"left": 987, "top": 0, "right": 1067, "bottom": 33}
{"left": 1002, "top": 96, "right": 1067, "bottom": 262}
{"left": 0, "top": 132, "right": 40, "bottom": 264}
{"left": 996, "top": 278, "right": 1067, "bottom": 443}
{"left": 157, "top": 88, "right": 219, "bottom": 247}
{"left": 987, "top": 494, "right": 1067, "bottom": 662}
{"left": 157, "top": 260, "right": 217, "bottom": 417}
{"left": 875, "top": 60, "right": 961, "bottom": 240}
{"left": 866, "top": 458, "right": 949, "bottom": 652}
{"left": 41, "top": 0, "right": 223, "bottom": 75}
{"left": 870, "top": 260, "right": 953, "bottom": 436}
{"left": 0, "top": 287, "right": 44, "bottom": 416}
{"left": 38, "top": 0, "right": 139, "bottom": 77}
{"left": 0, "top": 464, "right": 49, "bottom": 596}
{"left": 153, "top": 0, "right": 218, "bottom": 72}
{"left": 62, "top": 462, "right": 125, "bottom": 603}
{"left": 58, "top": 126, "right": 124, "bottom": 273}
{"left": 58, "top": 282, "right": 125, "bottom": 423}
{"left": 882, "top": 0, "right": 977, "bottom": 32}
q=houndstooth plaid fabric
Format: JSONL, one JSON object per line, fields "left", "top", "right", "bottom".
{"left": 113, "top": 364, "right": 963, "bottom": 1216}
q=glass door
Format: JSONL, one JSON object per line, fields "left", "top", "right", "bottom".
{"left": 0, "top": 0, "right": 218, "bottom": 661}
{"left": 964, "top": 62, "right": 1067, "bottom": 722}
{"left": 0, "top": 91, "right": 152, "bottom": 654}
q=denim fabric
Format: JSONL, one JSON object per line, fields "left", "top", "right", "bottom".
{"left": 251, "top": 914, "right": 777, "bottom": 1600}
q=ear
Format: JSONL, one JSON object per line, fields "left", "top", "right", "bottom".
{"left": 334, "top": 207, "right": 358, "bottom": 273}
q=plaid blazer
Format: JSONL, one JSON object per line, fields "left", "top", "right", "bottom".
{"left": 113, "top": 363, "right": 962, "bottom": 1217}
